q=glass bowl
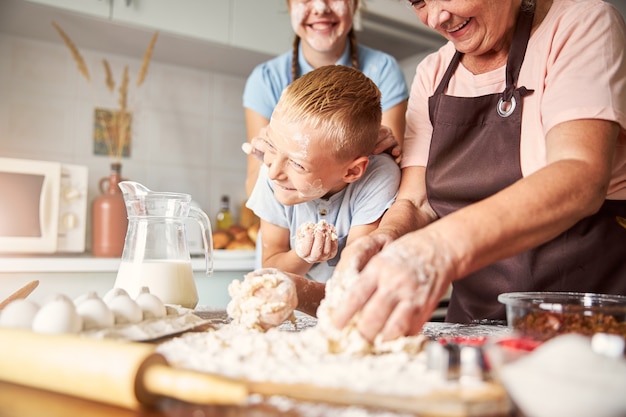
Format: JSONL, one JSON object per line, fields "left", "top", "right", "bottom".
{"left": 498, "top": 291, "right": 626, "bottom": 342}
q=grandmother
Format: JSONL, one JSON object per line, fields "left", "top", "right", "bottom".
{"left": 332, "top": 0, "right": 626, "bottom": 342}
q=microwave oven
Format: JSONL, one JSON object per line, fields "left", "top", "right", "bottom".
{"left": 0, "top": 157, "right": 88, "bottom": 254}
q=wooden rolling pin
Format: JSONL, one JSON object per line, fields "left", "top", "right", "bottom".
{"left": 0, "top": 328, "right": 510, "bottom": 416}
{"left": 0, "top": 328, "right": 246, "bottom": 410}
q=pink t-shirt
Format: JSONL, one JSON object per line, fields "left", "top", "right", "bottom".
{"left": 403, "top": 0, "right": 626, "bottom": 199}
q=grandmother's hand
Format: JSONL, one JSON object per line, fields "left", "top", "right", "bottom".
{"left": 332, "top": 229, "right": 453, "bottom": 342}
{"left": 373, "top": 125, "right": 402, "bottom": 164}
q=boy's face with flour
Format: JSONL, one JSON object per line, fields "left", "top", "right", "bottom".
{"left": 257, "top": 66, "right": 381, "bottom": 207}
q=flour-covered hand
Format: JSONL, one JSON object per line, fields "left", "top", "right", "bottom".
{"left": 332, "top": 229, "right": 454, "bottom": 342}
{"left": 295, "top": 220, "right": 338, "bottom": 263}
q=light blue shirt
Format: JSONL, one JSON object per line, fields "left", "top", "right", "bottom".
{"left": 243, "top": 43, "right": 409, "bottom": 119}
{"left": 247, "top": 154, "right": 400, "bottom": 283}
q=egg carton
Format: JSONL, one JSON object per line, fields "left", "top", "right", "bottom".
{"left": 0, "top": 287, "right": 211, "bottom": 342}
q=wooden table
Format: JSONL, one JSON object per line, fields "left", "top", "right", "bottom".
{"left": 0, "top": 311, "right": 524, "bottom": 417}
{"left": 0, "top": 380, "right": 525, "bottom": 417}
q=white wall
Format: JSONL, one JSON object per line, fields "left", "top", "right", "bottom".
{"left": 0, "top": 33, "right": 249, "bottom": 250}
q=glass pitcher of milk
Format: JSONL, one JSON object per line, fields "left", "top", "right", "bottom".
{"left": 114, "top": 181, "right": 213, "bottom": 309}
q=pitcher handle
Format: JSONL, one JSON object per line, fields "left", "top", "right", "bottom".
{"left": 189, "top": 206, "right": 214, "bottom": 276}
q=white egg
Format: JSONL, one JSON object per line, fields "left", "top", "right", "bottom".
{"left": 73, "top": 291, "right": 91, "bottom": 306}
{"left": 0, "top": 299, "right": 40, "bottom": 329}
{"left": 102, "top": 287, "right": 129, "bottom": 305}
{"left": 32, "top": 294, "right": 83, "bottom": 334}
{"left": 75, "top": 292, "right": 115, "bottom": 330}
{"left": 106, "top": 292, "right": 143, "bottom": 324}
{"left": 135, "top": 287, "right": 166, "bottom": 319}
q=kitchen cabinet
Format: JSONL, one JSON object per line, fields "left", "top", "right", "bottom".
{"left": 230, "top": 0, "right": 293, "bottom": 56}
{"left": 22, "top": 0, "right": 110, "bottom": 18}
{"left": 22, "top": 0, "right": 292, "bottom": 56}
{"left": 111, "top": 0, "right": 230, "bottom": 45}
{"left": 0, "top": 255, "right": 254, "bottom": 309}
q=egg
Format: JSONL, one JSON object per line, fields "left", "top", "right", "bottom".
{"left": 106, "top": 291, "right": 143, "bottom": 324}
{"left": 102, "top": 287, "right": 129, "bottom": 305}
{"left": 0, "top": 299, "right": 40, "bottom": 329}
{"left": 135, "top": 287, "right": 166, "bottom": 319}
{"left": 75, "top": 291, "right": 115, "bottom": 330}
{"left": 32, "top": 294, "right": 83, "bottom": 334}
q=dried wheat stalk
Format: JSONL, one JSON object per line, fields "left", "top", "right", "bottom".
{"left": 137, "top": 31, "right": 158, "bottom": 87}
{"left": 52, "top": 21, "right": 90, "bottom": 82}
{"left": 52, "top": 23, "right": 158, "bottom": 161}
{"left": 102, "top": 59, "right": 115, "bottom": 92}
{"left": 118, "top": 66, "right": 129, "bottom": 111}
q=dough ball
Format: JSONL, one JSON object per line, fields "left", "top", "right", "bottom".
{"left": 295, "top": 220, "right": 338, "bottom": 262}
{"left": 227, "top": 268, "right": 298, "bottom": 331}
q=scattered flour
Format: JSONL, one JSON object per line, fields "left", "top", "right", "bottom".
{"left": 157, "top": 319, "right": 440, "bottom": 398}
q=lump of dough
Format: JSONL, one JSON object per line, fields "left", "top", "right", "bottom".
{"left": 295, "top": 220, "right": 338, "bottom": 263}
{"left": 315, "top": 269, "right": 427, "bottom": 355}
{"left": 227, "top": 268, "right": 298, "bottom": 331}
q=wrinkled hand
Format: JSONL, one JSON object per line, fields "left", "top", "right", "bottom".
{"left": 295, "top": 221, "right": 338, "bottom": 263}
{"left": 373, "top": 125, "right": 402, "bottom": 164}
{"left": 332, "top": 229, "right": 453, "bottom": 342}
{"left": 333, "top": 232, "right": 392, "bottom": 276}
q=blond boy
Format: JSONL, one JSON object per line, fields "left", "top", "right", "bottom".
{"left": 246, "top": 65, "right": 400, "bottom": 288}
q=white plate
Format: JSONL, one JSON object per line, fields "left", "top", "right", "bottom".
{"left": 213, "top": 249, "right": 255, "bottom": 260}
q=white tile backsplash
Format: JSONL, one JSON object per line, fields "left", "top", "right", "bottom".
{"left": 0, "top": 33, "right": 249, "bottom": 247}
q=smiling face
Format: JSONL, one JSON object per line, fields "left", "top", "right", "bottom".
{"left": 410, "top": 0, "right": 520, "bottom": 62}
{"left": 259, "top": 65, "right": 381, "bottom": 206}
{"left": 288, "top": 0, "right": 356, "bottom": 54}
{"left": 261, "top": 110, "right": 350, "bottom": 206}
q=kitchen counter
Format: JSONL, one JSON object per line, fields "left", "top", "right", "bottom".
{"left": 0, "top": 252, "right": 255, "bottom": 308}
{"left": 0, "top": 251, "right": 255, "bottom": 273}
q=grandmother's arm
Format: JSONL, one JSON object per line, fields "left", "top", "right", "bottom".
{"left": 430, "top": 118, "right": 619, "bottom": 280}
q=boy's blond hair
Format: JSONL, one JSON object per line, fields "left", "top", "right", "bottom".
{"left": 276, "top": 65, "right": 382, "bottom": 161}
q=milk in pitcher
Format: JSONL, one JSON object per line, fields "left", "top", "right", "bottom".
{"left": 115, "top": 260, "right": 198, "bottom": 309}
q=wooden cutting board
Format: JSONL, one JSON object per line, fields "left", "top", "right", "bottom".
{"left": 0, "top": 328, "right": 510, "bottom": 416}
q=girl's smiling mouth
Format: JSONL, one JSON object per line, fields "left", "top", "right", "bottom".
{"left": 307, "top": 21, "right": 337, "bottom": 31}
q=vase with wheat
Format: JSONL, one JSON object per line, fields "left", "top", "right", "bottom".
{"left": 53, "top": 22, "right": 158, "bottom": 257}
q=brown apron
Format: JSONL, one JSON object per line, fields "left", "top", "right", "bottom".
{"left": 426, "top": 6, "right": 626, "bottom": 323}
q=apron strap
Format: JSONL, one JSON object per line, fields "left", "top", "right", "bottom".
{"left": 503, "top": 7, "right": 536, "bottom": 102}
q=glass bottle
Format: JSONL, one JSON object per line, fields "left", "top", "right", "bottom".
{"left": 216, "top": 195, "right": 233, "bottom": 231}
